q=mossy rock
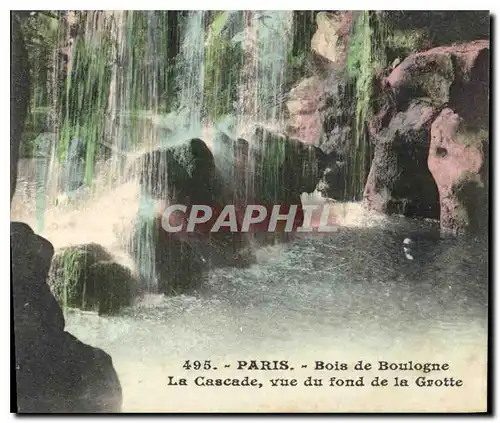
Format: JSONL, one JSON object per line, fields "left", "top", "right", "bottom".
{"left": 48, "top": 243, "right": 134, "bottom": 315}
{"left": 89, "top": 261, "right": 134, "bottom": 315}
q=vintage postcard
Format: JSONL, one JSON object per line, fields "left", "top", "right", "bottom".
{"left": 11, "top": 10, "right": 490, "bottom": 413}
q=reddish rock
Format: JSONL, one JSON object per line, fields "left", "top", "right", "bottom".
{"left": 285, "top": 76, "right": 323, "bottom": 145}
{"left": 386, "top": 40, "right": 489, "bottom": 125}
{"left": 365, "top": 40, "right": 489, "bottom": 231}
{"left": 286, "top": 76, "right": 323, "bottom": 145}
{"left": 428, "top": 108, "right": 488, "bottom": 235}
{"left": 311, "top": 11, "right": 353, "bottom": 70}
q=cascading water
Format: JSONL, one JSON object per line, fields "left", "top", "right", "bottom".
{"left": 175, "top": 11, "right": 205, "bottom": 139}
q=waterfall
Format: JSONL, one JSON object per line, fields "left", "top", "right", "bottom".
{"left": 15, "top": 10, "right": 297, "bottom": 293}
{"left": 174, "top": 11, "right": 205, "bottom": 139}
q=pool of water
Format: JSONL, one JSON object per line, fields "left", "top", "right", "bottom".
{"left": 64, "top": 219, "right": 488, "bottom": 412}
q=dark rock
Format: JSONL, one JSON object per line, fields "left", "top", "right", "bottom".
{"left": 131, "top": 138, "right": 220, "bottom": 294}
{"left": 247, "top": 125, "right": 328, "bottom": 204}
{"left": 315, "top": 70, "right": 359, "bottom": 200}
{"left": 155, "top": 229, "right": 208, "bottom": 295}
{"left": 128, "top": 207, "right": 208, "bottom": 296}
{"left": 11, "top": 223, "right": 122, "bottom": 412}
{"left": 133, "top": 128, "right": 328, "bottom": 295}
{"left": 89, "top": 261, "right": 135, "bottom": 315}
{"left": 318, "top": 70, "right": 355, "bottom": 158}
{"left": 137, "top": 138, "right": 217, "bottom": 205}
{"left": 364, "top": 100, "right": 440, "bottom": 218}
{"left": 428, "top": 108, "right": 488, "bottom": 235}
{"left": 384, "top": 11, "right": 489, "bottom": 49}
{"left": 317, "top": 161, "right": 348, "bottom": 200}
{"left": 15, "top": 330, "right": 122, "bottom": 413}
{"left": 48, "top": 243, "right": 134, "bottom": 315}
{"left": 11, "top": 222, "right": 64, "bottom": 332}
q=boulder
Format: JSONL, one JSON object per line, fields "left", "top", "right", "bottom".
{"left": 11, "top": 222, "right": 122, "bottom": 412}
{"left": 130, "top": 138, "right": 220, "bottom": 294}
{"left": 48, "top": 243, "right": 135, "bottom": 315}
{"left": 428, "top": 109, "right": 488, "bottom": 235}
{"left": 136, "top": 138, "right": 217, "bottom": 205}
{"left": 131, "top": 129, "right": 328, "bottom": 295}
{"left": 310, "top": 11, "right": 353, "bottom": 69}
{"left": 364, "top": 100, "right": 440, "bottom": 218}
{"left": 245, "top": 125, "right": 328, "bottom": 206}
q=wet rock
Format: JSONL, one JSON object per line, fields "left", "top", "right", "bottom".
{"left": 285, "top": 76, "right": 323, "bottom": 145}
{"left": 155, "top": 231, "right": 208, "bottom": 295}
{"left": 428, "top": 109, "right": 488, "bottom": 235}
{"left": 317, "top": 161, "right": 348, "bottom": 200}
{"left": 131, "top": 138, "right": 222, "bottom": 294}
{"left": 137, "top": 138, "right": 217, "bottom": 205}
{"left": 244, "top": 125, "right": 328, "bottom": 206}
{"left": 48, "top": 243, "right": 135, "bottom": 315}
{"left": 11, "top": 223, "right": 122, "bottom": 412}
{"left": 310, "top": 11, "right": 353, "bottom": 70}
{"left": 364, "top": 100, "right": 440, "bottom": 218}
{"left": 316, "top": 70, "right": 356, "bottom": 199}
{"left": 318, "top": 72, "right": 355, "bottom": 156}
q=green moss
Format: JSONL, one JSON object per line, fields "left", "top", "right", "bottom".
{"left": 346, "top": 11, "right": 389, "bottom": 199}
{"left": 386, "top": 29, "right": 431, "bottom": 61}
{"left": 89, "top": 261, "right": 134, "bottom": 315}
{"left": 203, "top": 11, "right": 243, "bottom": 121}
{"left": 48, "top": 243, "right": 133, "bottom": 314}
{"left": 49, "top": 247, "right": 90, "bottom": 310}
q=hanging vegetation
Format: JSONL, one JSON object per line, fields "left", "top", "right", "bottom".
{"left": 345, "top": 11, "right": 388, "bottom": 198}
{"left": 203, "top": 11, "right": 244, "bottom": 121}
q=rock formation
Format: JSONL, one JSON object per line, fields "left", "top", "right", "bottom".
{"left": 364, "top": 39, "right": 489, "bottom": 234}
{"left": 12, "top": 223, "right": 123, "bottom": 412}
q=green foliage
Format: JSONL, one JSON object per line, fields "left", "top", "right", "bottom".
{"left": 346, "top": 11, "right": 388, "bottom": 198}
{"left": 203, "top": 11, "right": 243, "bottom": 121}
{"left": 284, "top": 11, "right": 317, "bottom": 89}
{"left": 21, "top": 12, "right": 62, "bottom": 111}
{"left": 386, "top": 29, "right": 431, "bottom": 61}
